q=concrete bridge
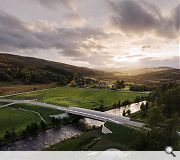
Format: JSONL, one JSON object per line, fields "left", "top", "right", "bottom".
{"left": 0, "top": 99, "right": 145, "bottom": 128}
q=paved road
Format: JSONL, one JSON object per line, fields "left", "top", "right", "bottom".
{"left": 0, "top": 102, "right": 17, "bottom": 108}
{"left": 0, "top": 99, "right": 145, "bottom": 128}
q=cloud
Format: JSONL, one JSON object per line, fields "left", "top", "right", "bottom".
{"left": 108, "top": 0, "right": 179, "bottom": 39}
{"left": 172, "top": 4, "right": 180, "bottom": 31}
{"left": 0, "top": 11, "right": 44, "bottom": 50}
{"left": 34, "top": 0, "right": 76, "bottom": 11}
{"left": 139, "top": 56, "right": 180, "bottom": 68}
{"left": 63, "top": 13, "right": 87, "bottom": 28}
{"left": 0, "top": 10, "right": 104, "bottom": 58}
{"left": 0, "top": 1, "right": 179, "bottom": 69}
{"left": 33, "top": 0, "right": 87, "bottom": 28}
{"left": 142, "top": 45, "right": 160, "bottom": 51}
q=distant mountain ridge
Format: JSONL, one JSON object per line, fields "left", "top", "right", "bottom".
{"left": 0, "top": 53, "right": 179, "bottom": 85}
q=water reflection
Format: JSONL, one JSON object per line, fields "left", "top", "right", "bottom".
{"left": 83, "top": 101, "right": 146, "bottom": 128}
{"left": 0, "top": 101, "right": 145, "bottom": 151}
{"left": 0, "top": 125, "right": 82, "bottom": 151}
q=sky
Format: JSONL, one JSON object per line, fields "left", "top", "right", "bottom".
{"left": 0, "top": 0, "right": 179, "bottom": 69}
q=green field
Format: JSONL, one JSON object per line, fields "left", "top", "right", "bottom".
{"left": 11, "top": 104, "right": 63, "bottom": 124}
{"left": 11, "top": 87, "right": 145, "bottom": 109}
{"left": 0, "top": 107, "right": 41, "bottom": 138}
{"left": 47, "top": 122, "right": 142, "bottom": 151}
{"left": 0, "top": 104, "right": 63, "bottom": 139}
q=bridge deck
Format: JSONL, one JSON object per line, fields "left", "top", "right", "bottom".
{"left": 0, "top": 99, "right": 145, "bottom": 128}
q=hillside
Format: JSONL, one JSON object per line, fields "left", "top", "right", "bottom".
{"left": 112, "top": 67, "right": 180, "bottom": 84}
{"left": 0, "top": 53, "right": 104, "bottom": 75}
{"left": 0, "top": 53, "right": 179, "bottom": 85}
{"left": 0, "top": 53, "right": 107, "bottom": 84}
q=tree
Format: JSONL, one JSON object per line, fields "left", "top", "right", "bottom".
{"left": 162, "top": 117, "right": 179, "bottom": 148}
{"left": 114, "top": 80, "right": 125, "bottom": 90}
{"left": 146, "top": 107, "right": 165, "bottom": 129}
{"left": 140, "top": 102, "right": 148, "bottom": 112}
{"left": 140, "top": 102, "right": 149, "bottom": 117}
{"left": 130, "top": 84, "right": 153, "bottom": 92}
{"left": 0, "top": 138, "right": 2, "bottom": 147}
{"left": 122, "top": 99, "right": 131, "bottom": 106}
{"left": 118, "top": 101, "right": 121, "bottom": 108}
{"left": 4, "top": 129, "right": 16, "bottom": 140}
{"left": 4, "top": 131, "right": 11, "bottom": 140}
{"left": 40, "top": 121, "right": 47, "bottom": 130}
{"left": 122, "top": 110, "right": 126, "bottom": 116}
{"left": 134, "top": 96, "right": 141, "bottom": 103}
{"left": 51, "top": 117, "right": 61, "bottom": 126}
{"left": 26, "top": 122, "right": 39, "bottom": 133}
{"left": 126, "top": 109, "right": 131, "bottom": 115}
{"left": 99, "top": 100, "right": 105, "bottom": 112}
{"left": 135, "top": 117, "right": 179, "bottom": 151}
{"left": 134, "top": 84, "right": 180, "bottom": 150}
{"left": 159, "top": 86, "right": 180, "bottom": 117}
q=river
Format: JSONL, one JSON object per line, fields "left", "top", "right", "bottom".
{"left": 0, "top": 101, "right": 146, "bottom": 151}
{"left": 83, "top": 101, "right": 146, "bottom": 128}
{"left": 0, "top": 125, "right": 82, "bottom": 151}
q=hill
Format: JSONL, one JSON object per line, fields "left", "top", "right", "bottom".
{"left": 97, "top": 67, "right": 180, "bottom": 85}
{"left": 0, "top": 53, "right": 107, "bottom": 84}
{"left": 0, "top": 53, "right": 179, "bottom": 85}
{"left": 112, "top": 67, "right": 180, "bottom": 84}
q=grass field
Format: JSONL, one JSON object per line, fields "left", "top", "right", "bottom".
{"left": 0, "top": 103, "right": 63, "bottom": 139}
{"left": 47, "top": 122, "right": 142, "bottom": 151}
{"left": 11, "top": 87, "right": 145, "bottom": 109}
{"left": 0, "top": 83, "right": 57, "bottom": 96}
{"left": 11, "top": 104, "right": 63, "bottom": 124}
{"left": 0, "top": 107, "right": 41, "bottom": 138}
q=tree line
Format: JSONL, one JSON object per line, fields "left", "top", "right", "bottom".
{"left": 0, "top": 66, "right": 74, "bottom": 85}
{"left": 134, "top": 82, "right": 180, "bottom": 150}
{"left": 130, "top": 84, "right": 154, "bottom": 92}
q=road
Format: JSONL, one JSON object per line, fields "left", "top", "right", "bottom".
{"left": 0, "top": 99, "right": 145, "bottom": 128}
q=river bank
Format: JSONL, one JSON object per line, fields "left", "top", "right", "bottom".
{"left": 0, "top": 101, "right": 145, "bottom": 151}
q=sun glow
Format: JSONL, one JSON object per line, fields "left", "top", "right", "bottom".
{"left": 113, "top": 56, "right": 140, "bottom": 63}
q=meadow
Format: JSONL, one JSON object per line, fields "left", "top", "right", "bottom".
{"left": 0, "top": 86, "right": 145, "bottom": 141}
{"left": 0, "top": 107, "right": 41, "bottom": 138}
{"left": 11, "top": 87, "right": 145, "bottom": 109}
{"left": 11, "top": 104, "right": 63, "bottom": 124}
{"left": 0, "top": 83, "right": 57, "bottom": 96}
{"left": 0, "top": 104, "right": 63, "bottom": 139}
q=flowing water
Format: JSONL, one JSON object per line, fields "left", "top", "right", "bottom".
{"left": 0, "top": 125, "right": 82, "bottom": 151}
{"left": 83, "top": 101, "right": 146, "bottom": 128}
{"left": 0, "top": 101, "right": 146, "bottom": 151}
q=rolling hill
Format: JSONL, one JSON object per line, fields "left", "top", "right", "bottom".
{"left": 0, "top": 53, "right": 179, "bottom": 85}
{"left": 0, "top": 53, "right": 103, "bottom": 76}
{"left": 0, "top": 53, "right": 107, "bottom": 84}
{"left": 111, "top": 67, "right": 180, "bottom": 84}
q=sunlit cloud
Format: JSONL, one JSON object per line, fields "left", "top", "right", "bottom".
{"left": 0, "top": 0, "right": 179, "bottom": 69}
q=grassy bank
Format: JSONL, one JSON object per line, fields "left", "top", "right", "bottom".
{"left": 11, "top": 104, "right": 63, "bottom": 124}
{"left": 0, "top": 107, "right": 41, "bottom": 138}
{"left": 0, "top": 104, "right": 63, "bottom": 139}
{"left": 47, "top": 122, "right": 143, "bottom": 151}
